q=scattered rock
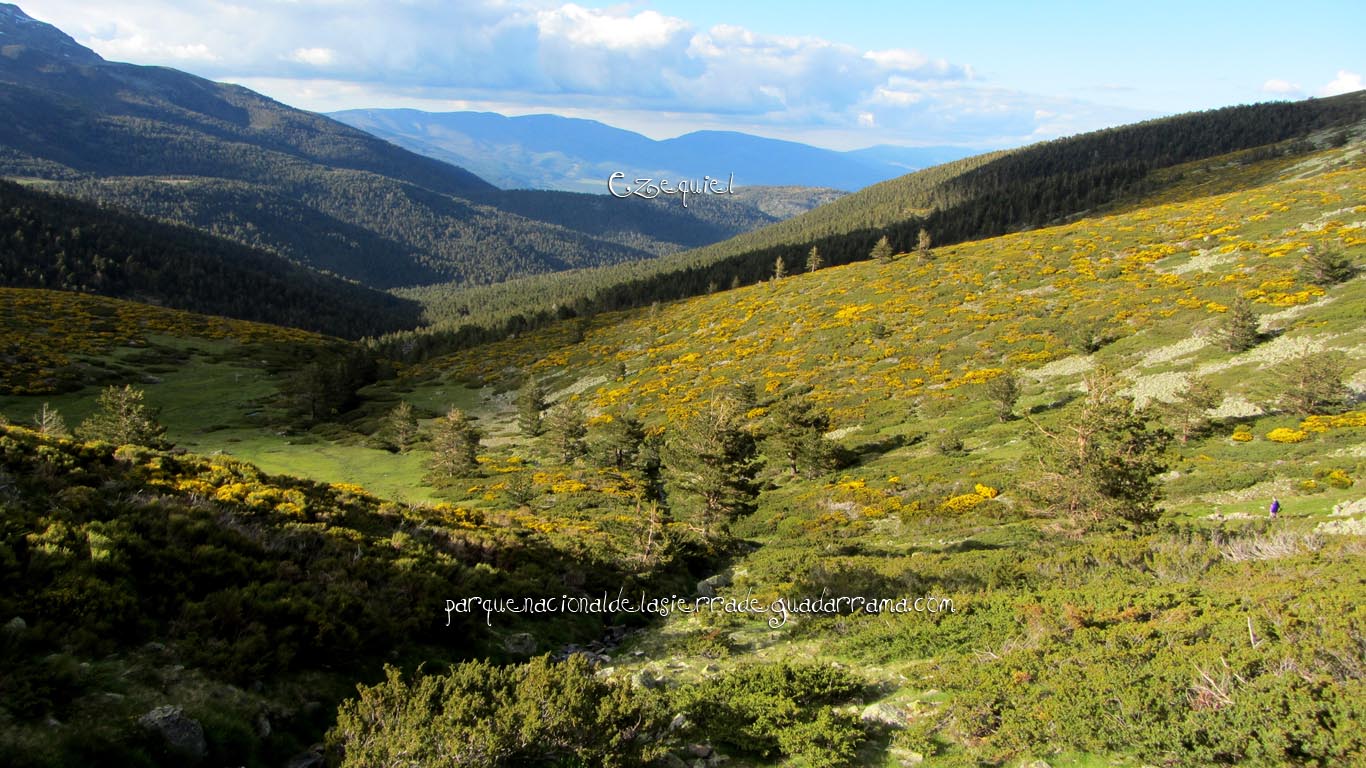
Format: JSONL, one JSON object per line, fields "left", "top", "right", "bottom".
{"left": 888, "top": 747, "right": 925, "bottom": 765}
{"left": 504, "top": 632, "right": 537, "bottom": 655}
{"left": 1021, "top": 761, "right": 1052, "bottom": 768}
{"left": 1331, "top": 498, "right": 1366, "bottom": 517}
{"left": 138, "top": 705, "right": 207, "bottom": 763}
{"left": 660, "top": 755, "right": 688, "bottom": 768}
{"left": 631, "top": 670, "right": 662, "bottom": 690}
{"left": 860, "top": 701, "right": 909, "bottom": 727}
{"left": 3, "top": 616, "right": 26, "bottom": 636}
{"left": 687, "top": 743, "right": 713, "bottom": 759}
{"left": 668, "top": 713, "right": 688, "bottom": 732}
{"left": 286, "top": 743, "right": 325, "bottom": 768}
{"left": 696, "top": 572, "right": 731, "bottom": 597}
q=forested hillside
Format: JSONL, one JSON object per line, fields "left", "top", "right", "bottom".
{"left": 0, "top": 4, "right": 803, "bottom": 289}
{"left": 374, "top": 92, "right": 1366, "bottom": 361}
{"left": 0, "top": 180, "right": 421, "bottom": 338}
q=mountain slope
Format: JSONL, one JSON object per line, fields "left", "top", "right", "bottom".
{"left": 329, "top": 108, "right": 973, "bottom": 192}
{"left": 1, "top": 106, "right": 1363, "bottom": 768}
{"left": 378, "top": 92, "right": 1366, "bottom": 357}
{"left": 0, "top": 179, "right": 422, "bottom": 338}
{"left": 0, "top": 4, "right": 768, "bottom": 287}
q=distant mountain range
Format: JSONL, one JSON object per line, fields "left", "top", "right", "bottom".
{"left": 0, "top": 3, "right": 834, "bottom": 293}
{"left": 329, "top": 109, "right": 977, "bottom": 193}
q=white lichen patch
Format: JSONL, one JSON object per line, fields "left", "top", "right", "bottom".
{"left": 1210, "top": 394, "right": 1264, "bottom": 419}
{"left": 1197, "top": 333, "right": 1336, "bottom": 375}
{"left": 1317, "top": 518, "right": 1366, "bottom": 536}
{"left": 1139, "top": 336, "right": 1210, "bottom": 368}
{"left": 1350, "top": 366, "right": 1366, "bottom": 397}
{"left": 824, "top": 425, "right": 862, "bottom": 440}
{"left": 1163, "top": 250, "right": 1237, "bottom": 275}
{"left": 1257, "top": 295, "right": 1336, "bottom": 333}
{"left": 1127, "top": 371, "right": 1190, "bottom": 408}
{"left": 1030, "top": 355, "right": 1094, "bottom": 380}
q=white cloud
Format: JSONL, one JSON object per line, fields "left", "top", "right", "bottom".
{"left": 1261, "top": 78, "right": 1302, "bottom": 96}
{"left": 536, "top": 4, "right": 689, "bottom": 51}
{"left": 288, "top": 47, "right": 336, "bottom": 66}
{"left": 95, "top": 30, "right": 218, "bottom": 61}
{"left": 1318, "top": 70, "right": 1363, "bottom": 97}
{"left": 20, "top": 0, "right": 1143, "bottom": 147}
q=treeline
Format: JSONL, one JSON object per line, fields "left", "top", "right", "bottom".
{"left": 0, "top": 179, "right": 422, "bottom": 338}
{"left": 376, "top": 92, "right": 1365, "bottom": 361}
{"left": 487, "top": 187, "right": 781, "bottom": 254}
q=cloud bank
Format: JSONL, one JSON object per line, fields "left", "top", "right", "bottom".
{"left": 27, "top": 0, "right": 1151, "bottom": 147}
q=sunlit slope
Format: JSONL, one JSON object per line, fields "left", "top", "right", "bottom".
{"left": 423, "top": 156, "right": 1365, "bottom": 437}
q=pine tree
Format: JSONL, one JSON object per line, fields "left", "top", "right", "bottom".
{"left": 517, "top": 378, "right": 547, "bottom": 438}
{"left": 773, "top": 255, "right": 787, "bottom": 280}
{"left": 426, "top": 408, "right": 481, "bottom": 484}
{"left": 1165, "top": 375, "right": 1221, "bottom": 444}
{"left": 1299, "top": 246, "right": 1356, "bottom": 287}
{"left": 1275, "top": 352, "right": 1348, "bottom": 415}
{"left": 77, "top": 385, "right": 169, "bottom": 448}
{"left": 379, "top": 401, "right": 420, "bottom": 453}
{"left": 666, "top": 395, "right": 760, "bottom": 540}
{"left": 764, "top": 388, "right": 834, "bottom": 477}
{"left": 916, "top": 228, "right": 933, "bottom": 262}
{"left": 32, "top": 402, "right": 69, "bottom": 438}
{"left": 805, "top": 246, "right": 823, "bottom": 272}
{"left": 545, "top": 401, "right": 587, "bottom": 463}
{"left": 984, "top": 371, "right": 1021, "bottom": 422}
{"left": 589, "top": 410, "right": 645, "bottom": 470}
{"left": 1219, "top": 297, "right": 1261, "bottom": 352}
{"left": 1025, "top": 368, "right": 1170, "bottom": 527}
{"left": 870, "top": 235, "right": 893, "bottom": 264}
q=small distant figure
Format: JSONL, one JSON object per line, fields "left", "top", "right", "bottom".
{"left": 1269, "top": 497, "right": 1281, "bottom": 520}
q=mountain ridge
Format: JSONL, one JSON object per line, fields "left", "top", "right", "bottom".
{"left": 329, "top": 107, "right": 977, "bottom": 193}
{"left": 0, "top": 4, "right": 814, "bottom": 289}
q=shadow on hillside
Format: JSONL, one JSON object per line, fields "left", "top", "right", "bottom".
{"left": 1027, "top": 390, "right": 1079, "bottom": 414}
{"left": 836, "top": 432, "right": 923, "bottom": 468}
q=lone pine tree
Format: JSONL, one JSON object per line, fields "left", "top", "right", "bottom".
{"left": 764, "top": 388, "right": 834, "bottom": 477}
{"left": 77, "top": 385, "right": 169, "bottom": 448}
{"left": 1026, "top": 368, "right": 1171, "bottom": 527}
{"left": 426, "top": 407, "right": 482, "bottom": 484}
{"left": 666, "top": 395, "right": 760, "bottom": 540}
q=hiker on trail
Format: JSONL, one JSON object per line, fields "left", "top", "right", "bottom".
{"left": 1269, "top": 497, "right": 1280, "bottom": 519}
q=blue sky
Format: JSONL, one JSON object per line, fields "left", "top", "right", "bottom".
{"left": 20, "top": 0, "right": 1364, "bottom": 150}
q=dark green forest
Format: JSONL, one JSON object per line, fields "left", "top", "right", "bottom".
{"left": 0, "top": 180, "right": 422, "bottom": 338}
